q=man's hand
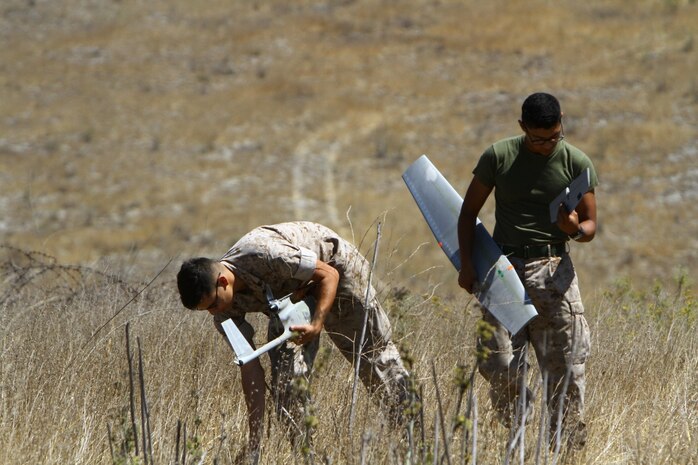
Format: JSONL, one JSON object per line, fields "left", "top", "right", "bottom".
{"left": 556, "top": 203, "right": 580, "bottom": 236}
{"left": 290, "top": 321, "right": 322, "bottom": 345}
{"left": 557, "top": 190, "right": 597, "bottom": 242}
{"left": 458, "top": 262, "right": 478, "bottom": 294}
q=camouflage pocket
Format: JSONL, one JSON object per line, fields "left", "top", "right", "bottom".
{"left": 568, "top": 311, "right": 591, "bottom": 363}
{"left": 545, "top": 255, "right": 582, "bottom": 304}
{"left": 522, "top": 256, "right": 556, "bottom": 291}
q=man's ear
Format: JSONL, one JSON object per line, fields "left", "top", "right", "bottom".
{"left": 218, "top": 274, "right": 230, "bottom": 288}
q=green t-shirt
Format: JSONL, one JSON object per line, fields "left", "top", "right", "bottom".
{"left": 473, "top": 135, "right": 598, "bottom": 246}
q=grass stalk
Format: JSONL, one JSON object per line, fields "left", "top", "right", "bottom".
{"left": 535, "top": 332, "right": 549, "bottom": 465}
{"left": 175, "top": 419, "right": 182, "bottom": 465}
{"left": 458, "top": 365, "right": 477, "bottom": 465}
{"left": 518, "top": 358, "right": 528, "bottom": 465}
{"left": 359, "top": 432, "right": 371, "bottom": 465}
{"left": 551, "top": 368, "right": 571, "bottom": 465}
{"left": 419, "top": 385, "right": 426, "bottom": 464}
{"left": 183, "top": 422, "right": 187, "bottom": 465}
{"left": 433, "top": 410, "right": 439, "bottom": 465}
{"left": 125, "top": 323, "right": 139, "bottom": 456}
{"left": 471, "top": 393, "right": 478, "bottom": 465}
{"left": 406, "top": 415, "right": 415, "bottom": 465}
{"left": 137, "top": 337, "right": 154, "bottom": 465}
{"left": 349, "top": 221, "right": 382, "bottom": 434}
{"left": 431, "top": 361, "right": 451, "bottom": 465}
{"left": 106, "top": 423, "right": 115, "bottom": 464}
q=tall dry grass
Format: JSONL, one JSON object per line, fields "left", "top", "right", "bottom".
{"left": 1, "top": 245, "right": 695, "bottom": 464}
{"left": 2, "top": 2, "right": 696, "bottom": 463}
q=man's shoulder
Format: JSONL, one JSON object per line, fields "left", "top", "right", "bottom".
{"left": 560, "top": 140, "right": 590, "bottom": 159}
{"left": 220, "top": 228, "right": 276, "bottom": 266}
{"left": 559, "top": 141, "right": 596, "bottom": 171}
{"left": 491, "top": 135, "right": 524, "bottom": 154}
{"left": 478, "top": 136, "right": 524, "bottom": 167}
{"left": 559, "top": 141, "right": 599, "bottom": 186}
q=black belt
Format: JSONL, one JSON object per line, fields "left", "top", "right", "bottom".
{"left": 498, "top": 242, "right": 569, "bottom": 259}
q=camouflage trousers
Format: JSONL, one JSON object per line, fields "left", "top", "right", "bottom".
{"left": 267, "top": 289, "right": 412, "bottom": 441}
{"left": 477, "top": 253, "right": 591, "bottom": 449}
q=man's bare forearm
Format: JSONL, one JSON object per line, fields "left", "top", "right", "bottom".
{"left": 458, "top": 208, "right": 477, "bottom": 265}
{"left": 291, "top": 261, "right": 339, "bottom": 345}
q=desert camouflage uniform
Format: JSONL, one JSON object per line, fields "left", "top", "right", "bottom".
{"left": 477, "top": 252, "right": 590, "bottom": 448}
{"left": 212, "top": 222, "right": 411, "bottom": 433}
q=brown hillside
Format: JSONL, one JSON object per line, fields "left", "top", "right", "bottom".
{"left": 1, "top": 0, "right": 696, "bottom": 295}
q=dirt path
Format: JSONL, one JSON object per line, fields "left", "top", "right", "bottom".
{"left": 291, "top": 112, "right": 383, "bottom": 228}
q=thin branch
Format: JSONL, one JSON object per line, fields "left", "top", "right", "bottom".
{"left": 432, "top": 361, "right": 452, "bottom": 465}
{"left": 126, "top": 323, "right": 139, "bottom": 456}
{"left": 349, "top": 221, "right": 382, "bottom": 433}
{"left": 535, "top": 331, "right": 549, "bottom": 465}
{"left": 137, "top": 337, "right": 151, "bottom": 465}
{"left": 182, "top": 422, "right": 187, "bottom": 465}
{"left": 81, "top": 257, "right": 174, "bottom": 350}
{"left": 175, "top": 420, "right": 182, "bottom": 465}
{"left": 471, "top": 394, "right": 478, "bottom": 465}
{"left": 106, "top": 423, "right": 115, "bottom": 464}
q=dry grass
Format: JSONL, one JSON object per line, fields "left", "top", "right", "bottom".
{"left": 1, "top": 0, "right": 697, "bottom": 463}
{"left": 1, "top": 246, "right": 696, "bottom": 464}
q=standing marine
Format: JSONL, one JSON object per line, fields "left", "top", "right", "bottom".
{"left": 457, "top": 92, "right": 598, "bottom": 450}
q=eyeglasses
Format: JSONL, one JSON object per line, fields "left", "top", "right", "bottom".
{"left": 525, "top": 121, "right": 565, "bottom": 146}
{"left": 200, "top": 271, "right": 221, "bottom": 311}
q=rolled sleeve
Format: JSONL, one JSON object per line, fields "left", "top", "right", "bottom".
{"left": 294, "top": 247, "right": 317, "bottom": 281}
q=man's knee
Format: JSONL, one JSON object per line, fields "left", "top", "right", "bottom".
{"left": 477, "top": 346, "right": 514, "bottom": 384}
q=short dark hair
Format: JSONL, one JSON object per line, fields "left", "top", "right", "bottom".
{"left": 177, "top": 257, "right": 217, "bottom": 309}
{"left": 521, "top": 93, "right": 561, "bottom": 129}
